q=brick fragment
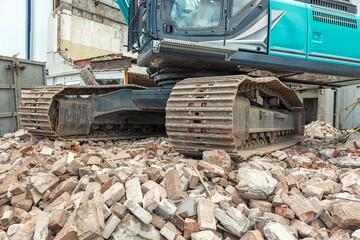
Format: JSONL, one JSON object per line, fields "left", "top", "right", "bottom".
{"left": 197, "top": 198, "right": 216, "bottom": 231}
{"left": 184, "top": 218, "right": 200, "bottom": 238}
{"left": 111, "top": 203, "right": 127, "bottom": 219}
{"left": 124, "top": 198, "right": 152, "bottom": 224}
{"left": 48, "top": 209, "right": 71, "bottom": 233}
{"left": 275, "top": 206, "right": 296, "bottom": 219}
{"left": 165, "top": 169, "right": 184, "bottom": 200}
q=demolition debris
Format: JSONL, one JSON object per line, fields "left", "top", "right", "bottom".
{"left": 0, "top": 122, "right": 360, "bottom": 240}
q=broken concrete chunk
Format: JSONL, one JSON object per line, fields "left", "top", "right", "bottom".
{"left": 103, "top": 182, "right": 125, "bottom": 207}
{"left": 263, "top": 222, "right": 297, "bottom": 240}
{"left": 102, "top": 214, "right": 121, "bottom": 239}
{"left": 124, "top": 198, "right": 152, "bottom": 224}
{"left": 125, "top": 177, "right": 143, "bottom": 204}
{"left": 30, "top": 172, "right": 59, "bottom": 195}
{"left": 157, "top": 199, "right": 177, "bottom": 220}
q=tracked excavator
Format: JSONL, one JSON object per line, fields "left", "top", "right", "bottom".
{"left": 19, "top": 0, "right": 360, "bottom": 159}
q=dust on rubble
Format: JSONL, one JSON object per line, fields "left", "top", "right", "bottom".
{"left": 0, "top": 124, "right": 359, "bottom": 240}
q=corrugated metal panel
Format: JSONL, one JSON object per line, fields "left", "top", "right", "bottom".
{"left": 0, "top": 55, "right": 45, "bottom": 136}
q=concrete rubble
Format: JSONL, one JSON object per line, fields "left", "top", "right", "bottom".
{"left": 0, "top": 126, "right": 360, "bottom": 240}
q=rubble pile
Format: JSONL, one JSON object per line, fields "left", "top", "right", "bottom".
{"left": 0, "top": 129, "right": 360, "bottom": 240}
{"left": 304, "top": 121, "right": 343, "bottom": 141}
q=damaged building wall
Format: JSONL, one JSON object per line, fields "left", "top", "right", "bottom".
{"left": 58, "top": 0, "right": 128, "bottom": 60}
{"left": 47, "top": 0, "right": 148, "bottom": 85}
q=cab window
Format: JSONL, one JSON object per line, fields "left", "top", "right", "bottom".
{"left": 162, "top": 0, "right": 222, "bottom": 29}
{"left": 231, "top": 0, "right": 252, "bottom": 16}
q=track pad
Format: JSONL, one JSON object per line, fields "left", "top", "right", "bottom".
{"left": 57, "top": 98, "right": 94, "bottom": 136}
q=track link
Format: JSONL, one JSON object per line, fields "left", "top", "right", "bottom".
{"left": 166, "top": 75, "right": 304, "bottom": 160}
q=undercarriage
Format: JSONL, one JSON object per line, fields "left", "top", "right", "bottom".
{"left": 19, "top": 75, "right": 305, "bottom": 160}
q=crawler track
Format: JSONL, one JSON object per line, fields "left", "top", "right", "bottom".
{"left": 166, "top": 75, "right": 304, "bottom": 159}
{"left": 19, "top": 85, "right": 165, "bottom": 141}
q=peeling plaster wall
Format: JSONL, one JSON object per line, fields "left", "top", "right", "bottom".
{"left": 58, "top": 0, "right": 129, "bottom": 60}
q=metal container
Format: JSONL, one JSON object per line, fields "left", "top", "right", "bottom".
{"left": 0, "top": 55, "right": 45, "bottom": 136}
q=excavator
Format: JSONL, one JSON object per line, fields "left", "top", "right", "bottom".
{"left": 19, "top": 0, "right": 360, "bottom": 159}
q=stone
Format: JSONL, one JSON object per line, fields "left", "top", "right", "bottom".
{"left": 44, "top": 192, "right": 71, "bottom": 212}
{"left": 30, "top": 172, "right": 59, "bottom": 194}
{"left": 0, "top": 152, "right": 9, "bottom": 164}
{"left": 1, "top": 206, "right": 13, "bottom": 225}
{"left": 290, "top": 219, "right": 322, "bottom": 239}
{"left": 14, "top": 129, "right": 30, "bottom": 139}
{"left": 53, "top": 213, "right": 77, "bottom": 240}
{"left": 203, "top": 149, "right": 231, "bottom": 172}
{"left": 142, "top": 180, "right": 167, "bottom": 199}
{"left": 352, "top": 230, "right": 360, "bottom": 240}
{"left": 191, "top": 230, "right": 220, "bottom": 240}
{"left": 0, "top": 142, "right": 11, "bottom": 151}
{"left": 305, "top": 186, "right": 324, "bottom": 200}
{"left": 95, "top": 172, "right": 110, "bottom": 184}
{"left": 331, "top": 201, "right": 360, "bottom": 230}
{"left": 48, "top": 209, "right": 71, "bottom": 233}
{"left": 124, "top": 198, "right": 152, "bottom": 224}
{"left": 237, "top": 169, "right": 277, "bottom": 199}
{"left": 281, "top": 189, "right": 316, "bottom": 223}
{"left": 160, "top": 225, "right": 177, "bottom": 240}
{"left": 40, "top": 146, "right": 54, "bottom": 156}
{"left": 113, "top": 214, "right": 161, "bottom": 240}
{"left": 319, "top": 148, "right": 334, "bottom": 159}
{"left": 263, "top": 222, "right": 297, "bottom": 240}
{"left": 49, "top": 177, "right": 78, "bottom": 201}
{"left": 263, "top": 212, "right": 290, "bottom": 226}
{"left": 151, "top": 213, "right": 166, "bottom": 229}
{"left": 66, "top": 159, "right": 84, "bottom": 175}
{"left": 275, "top": 206, "right": 295, "bottom": 219}
{"left": 249, "top": 200, "right": 272, "bottom": 212}
{"left": 158, "top": 199, "right": 177, "bottom": 220}
{"left": 184, "top": 218, "right": 200, "bottom": 238}
{"left": 52, "top": 159, "right": 67, "bottom": 176}
{"left": 102, "top": 214, "right": 121, "bottom": 239}
{"left": 103, "top": 182, "right": 125, "bottom": 206}
{"left": 33, "top": 211, "right": 49, "bottom": 240}
{"left": 271, "top": 151, "right": 287, "bottom": 160}
{"left": 8, "top": 216, "right": 36, "bottom": 240}
{"left": 240, "top": 230, "right": 264, "bottom": 240}
{"left": 226, "top": 207, "right": 252, "bottom": 235}
{"left": 87, "top": 155, "right": 102, "bottom": 166}
{"left": 13, "top": 207, "right": 27, "bottom": 223}
{"left": 211, "top": 192, "right": 231, "bottom": 204}
{"left": 111, "top": 203, "right": 127, "bottom": 219}
{"left": 165, "top": 169, "right": 184, "bottom": 201}
{"left": 125, "top": 177, "right": 143, "bottom": 204}
{"left": 214, "top": 208, "right": 242, "bottom": 237}
{"left": 183, "top": 167, "right": 199, "bottom": 189}
{"left": 176, "top": 197, "right": 196, "bottom": 217}
{"left": 197, "top": 198, "right": 216, "bottom": 231}
{"left": 77, "top": 198, "right": 104, "bottom": 240}
{"left": 197, "top": 161, "right": 225, "bottom": 177}
{"left": 340, "top": 169, "right": 360, "bottom": 194}
{"left": 81, "top": 182, "right": 101, "bottom": 204}
{"left": 143, "top": 187, "right": 161, "bottom": 212}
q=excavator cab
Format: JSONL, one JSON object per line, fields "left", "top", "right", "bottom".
{"left": 129, "top": 0, "right": 360, "bottom": 81}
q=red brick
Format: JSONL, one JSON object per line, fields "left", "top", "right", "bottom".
{"left": 275, "top": 206, "right": 296, "bottom": 219}
{"left": 184, "top": 218, "right": 200, "bottom": 239}
{"left": 116, "top": 171, "right": 128, "bottom": 183}
{"left": 240, "top": 230, "right": 264, "bottom": 240}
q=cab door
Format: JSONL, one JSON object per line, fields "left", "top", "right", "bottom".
{"left": 225, "top": 0, "right": 269, "bottom": 53}
{"left": 157, "top": 0, "right": 227, "bottom": 45}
